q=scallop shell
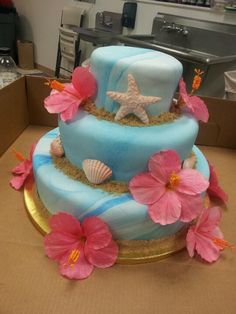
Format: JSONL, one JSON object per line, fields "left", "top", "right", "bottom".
{"left": 82, "top": 159, "right": 112, "bottom": 184}
{"left": 50, "top": 136, "right": 64, "bottom": 158}
{"left": 182, "top": 154, "right": 197, "bottom": 169}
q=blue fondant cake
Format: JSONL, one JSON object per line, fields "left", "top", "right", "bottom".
{"left": 32, "top": 46, "right": 210, "bottom": 241}
{"left": 91, "top": 46, "right": 182, "bottom": 115}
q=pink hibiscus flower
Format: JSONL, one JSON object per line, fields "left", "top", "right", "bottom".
{"left": 129, "top": 150, "right": 209, "bottom": 225}
{"left": 178, "top": 78, "right": 209, "bottom": 123}
{"left": 44, "top": 66, "right": 97, "bottom": 122}
{"left": 10, "top": 143, "right": 36, "bottom": 190}
{"left": 44, "top": 212, "right": 118, "bottom": 280}
{"left": 186, "top": 206, "right": 232, "bottom": 263}
{"left": 207, "top": 162, "right": 228, "bottom": 204}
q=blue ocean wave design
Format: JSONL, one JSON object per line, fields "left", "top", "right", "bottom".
{"left": 44, "top": 128, "right": 59, "bottom": 139}
{"left": 82, "top": 194, "right": 132, "bottom": 220}
{"left": 33, "top": 155, "right": 52, "bottom": 170}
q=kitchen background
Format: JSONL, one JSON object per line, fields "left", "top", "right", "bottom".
{"left": 14, "top": 0, "right": 236, "bottom": 73}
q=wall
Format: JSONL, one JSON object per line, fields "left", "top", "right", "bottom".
{"left": 14, "top": 0, "right": 236, "bottom": 71}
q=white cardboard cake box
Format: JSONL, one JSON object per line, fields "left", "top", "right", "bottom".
{"left": 0, "top": 75, "right": 236, "bottom": 157}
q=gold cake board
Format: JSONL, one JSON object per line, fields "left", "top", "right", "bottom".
{"left": 24, "top": 180, "right": 187, "bottom": 265}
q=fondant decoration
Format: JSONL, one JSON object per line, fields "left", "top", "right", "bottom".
{"left": 207, "top": 162, "right": 228, "bottom": 203}
{"left": 182, "top": 154, "right": 197, "bottom": 169}
{"left": 177, "top": 78, "right": 209, "bottom": 123}
{"left": 10, "top": 143, "right": 36, "bottom": 190}
{"left": 33, "top": 129, "right": 210, "bottom": 240}
{"left": 186, "top": 206, "right": 233, "bottom": 263}
{"left": 82, "top": 159, "right": 112, "bottom": 184}
{"left": 50, "top": 136, "right": 64, "bottom": 158}
{"left": 44, "top": 212, "right": 118, "bottom": 280}
{"left": 45, "top": 79, "right": 65, "bottom": 92}
{"left": 107, "top": 74, "right": 161, "bottom": 124}
{"left": 59, "top": 111, "right": 199, "bottom": 182}
{"left": 191, "top": 68, "right": 204, "bottom": 94}
{"left": 90, "top": 46, "right": 182, "bottom": 115}
{"left": 44, "top": 67, "right": 97, "bottom": 122}
{"left": 129, "top": 150, "right": 209, "bottom": 225}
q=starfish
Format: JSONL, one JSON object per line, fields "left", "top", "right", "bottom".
{"left": 107, "top": 74, "right": 162, "bottom": 124}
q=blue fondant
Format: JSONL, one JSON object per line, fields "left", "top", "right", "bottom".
{"left": 44, "top": 128, "right": 59, "bottom": 138}
{"left": 59, "top": 111, "right": 199, "bottom": 182}
{"left": 33, "top": 155, "right": 52, "bottom": 170}
{"left": 90, "top": 46, "right": 182, "bottom": 115}
{"left": 82, "top": 194, "right": 132, "bottom": 219}
{"left": 33, "top": 130, "right": 210, "bottom": 241}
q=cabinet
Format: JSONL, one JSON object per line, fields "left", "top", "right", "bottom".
{"left": 0, "top": 12, "right": 18, "bottom": 61}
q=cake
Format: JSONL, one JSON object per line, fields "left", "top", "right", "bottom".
{"left": 10, "top": 46, "right": 230, "bottom": 280}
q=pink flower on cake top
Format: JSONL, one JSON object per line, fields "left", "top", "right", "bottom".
{"left": 186, "top": 206, "right": 233, "bottom": 263}
{"left": 44, "top": 67, "right": 97, "bottom": 122}
{"left": 207, "top": 162, "right": 228, "bottom": 204}
{"left": 129, "top": 150, "right": 209, "bottom": 225}
{"left": 10, "top": 143, "right": 36, "bottom": 190}
{"left": 171, "top": 69, "right": 209, "bottom": 123}
{"left": 44, "top": 213, "right": 118, "bottom": 280}
{"left": 177, "top": 78, "right": 209, "bottom": 123}
{"left": 107, "top": 74, "right": 161, "bottom": 124}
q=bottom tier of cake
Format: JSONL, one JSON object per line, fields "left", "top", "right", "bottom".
{"left": 32, "top": 128, "right": 210, "bottom": 241}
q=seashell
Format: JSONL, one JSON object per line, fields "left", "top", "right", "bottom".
{"left": 50, "top": 136, "right": 64, "bottom": 158}
{"left": 182, "top": 154, "right": 197, "bottom": 169}
{"left": 82, "top": 159, "right": 112, "bottom": 184}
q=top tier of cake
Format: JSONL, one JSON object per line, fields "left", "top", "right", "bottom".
{"left": 90, "top": 46, "right": 183, "bottom": 115}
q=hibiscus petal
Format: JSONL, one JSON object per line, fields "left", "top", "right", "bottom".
{"left": 44, "top": 231, "right": 78, "bottom": 262}
{"left": 178, "top": 169, "right": 209, "bottom": 195}
{"left": 12, "top": 160, "right": 31, "bottom": 175}
{"left": 64, "top": 84, "right": 82, "bottom": 99}
{"left": 179, "top": 78, "right": 188, "bottom": 98}
{"left": 148, "top": 191, "right": 181, "bottom": 225}
{"left": 10, "top": 173, "right": 28, "bottom": 190}
{"left": 178, "top": 194, "right": 203, "bottom": 222}
{"left": 84, "top": 240, "right": 118, "bottom": 268}
{"left": 49, "top": 212, "right": 82, "bottom": 236}
{"left": 60, "top": 100, "right": 81, "bottom": 122}
{"left": 190, "top": 95, "right": 209, "bottom": 123}
{"left": 186, "top": 227, "right": 197, "bottom": 258}
{"left": 148, "top": 150, "right": 181, "bottom": 182}
{"left": 211, "top": 226, "right": 224, "bottom": 241}
{"left": 82, "top": 216, "right": 112, "bottom": 249}
{"left": 59, "top": 248, "right": 94, "bottom": 280}
{"left": 129, "top": 172, "right": 165, "bottom": 205}
{"left": 29, "top": 142, "right": 37, "bottom": 161}
{"left": 72, "top": 66, "right": 97, "bottom": 99}
{"left": 194, "top": 233, "right": 220, "bottom": 263}
{"left": 197, "top": 207, "right": 222, "bottom": 234}
{"left": 208, "top": 163, "right": 228, "bottom": 203}
{"left": 44, "top": 91, "right": 72, "bottom": 114}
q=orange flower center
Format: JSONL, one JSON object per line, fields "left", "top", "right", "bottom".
{"left": 12, "top": 149, "right": 25, "bottom": 161}
{"left": 45, "top": 79, "right": 65, "bottom": 92}
{"left": 67, "top": 249, "right": 80, "bottom": 268}
{"left": 212, "top": 237, "right": 234, "bottom": 250}
{"left": 167, "top": 172, "right": 180, "bottom": 190}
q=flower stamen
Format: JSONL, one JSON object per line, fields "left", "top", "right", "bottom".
{"left": 67, "top": 249, "right": 80, "bottom": 268}
{"left": 212, "top": 237, "right": 234, "bottom": 250}
{"left": 45, "top": 79, "right": 65, "bottom": 92}
{"left": 167, "top": 172, "right": 180, "bottom": 190}
{"left": 12, "top": 149, "right": 25, "bottom": 162}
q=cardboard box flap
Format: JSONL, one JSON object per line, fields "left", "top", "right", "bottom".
{"left": 197, "top": 97, "right": 236, "bottom": 149}
{"left": 0, "top": 77, "right": 29, "bottom": 156}
{"left": 25, "top": 76, "right": 58, "bottom": 127}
